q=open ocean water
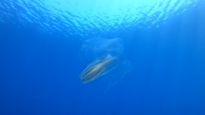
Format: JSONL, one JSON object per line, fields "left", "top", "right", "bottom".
{"left": 0, "top": 0, "right": 205, "bottom": 115}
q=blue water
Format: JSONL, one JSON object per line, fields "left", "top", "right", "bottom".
{"left": 0, "top": 0, "right": 205, "bottom": 115}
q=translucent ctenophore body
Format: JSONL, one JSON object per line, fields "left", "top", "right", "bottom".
{"left": 79, "top": 38, "right": 133, "bottom": 84}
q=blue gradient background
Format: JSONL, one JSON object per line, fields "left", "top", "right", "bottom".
{"left": 0, "top": 0, "right": 205, "bottom": 115}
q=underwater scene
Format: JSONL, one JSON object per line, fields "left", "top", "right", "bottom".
{"left": 0, "top": 0, "right": 205, "bottom": 115}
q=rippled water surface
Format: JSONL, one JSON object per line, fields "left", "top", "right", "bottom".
{"left": 0, "top": 0, "right": 199, "bottom": 36}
